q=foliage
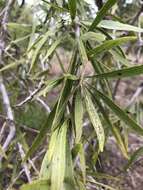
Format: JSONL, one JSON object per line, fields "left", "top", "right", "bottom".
{"left": 0, "top": 0, "right": 143, "bottom": 189}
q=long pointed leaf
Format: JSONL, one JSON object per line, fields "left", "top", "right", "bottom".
{"left": 98, "top": 20, "right": 143, "bottom": 32}
{"left": 51, "top": 121, "right": 67, "bottom": 190}
{"left": 89, "top": 86, "right": 143, "bottom": 136}
{"left": 87, "top": 64, "right": 143, "bottom": 79}
{"left": 84, "top": 89, "right": 105, "bottom": 152}
{"left": 88, "top": 36, "right": 137, "bottom": 57}
{"left": 89, "top": 0, "right": 117, "bottom": 31}
{"left": 68, "top": 0, "right": 76, "bottom": 20}
{"left": 124, "top": 147, "right": 143, "bottom": 171}
{"left": 74, "top": 89, "right": 83, "bottom": 144}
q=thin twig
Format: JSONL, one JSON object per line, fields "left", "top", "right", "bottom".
{"left": 0, "top": 76, "right": 16, "bottom": 153}
{"left": 36, "top": 97, "right": 51, "bottom": 113}
{"left": 127, "top": 85, "right": 143, "bottom": 108}
{"left": 0, "top": 122, "right": 6, "bottom": 142}
{"left": 15, "top": 81, "right": 44, "bottom": 107}
{"left": 17, "top": 143, "right": 32, "bottom": 182}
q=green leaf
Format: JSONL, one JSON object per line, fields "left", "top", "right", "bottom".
{"left": 35, "top": 78, "right": 63, "bottom": 98}
{"left": 63, "top": 73, "right": 79, "bottom": 81}
{"left": 79, "top": 143, "right": 86, "bottom": 184}
{"left": 10, "top": 34, "right": 30, "bottom": 45}
{"left": 87, "top": 64, "right": 143, "bottom": 79}
{"left": 20, "top": 180, "right": 50, "bottom": 190}
{"left": 74, "top": 89, "right": 83, "bottom": 144}
{"left": 84, "top": 89, "right": 105, "bottom": 152}
{"left": 110, "top": 50, "right": 130, "bottom": 66}
{"left": 68, "top": 0, "right": 76, "bottom": 20}
{"left": 89, "top": 0, "right": 117, "bottom": 31}
{"left": 124, "top": 147, "right": 143, "bottom": 171}
{"left": 64, "top": 140, "right": 75, "bottom": 185}
{"left": 89, "top": 93, "right": 129, "bottom": 159}
{"left": 92, "top": 94, "right": 129, "bottom": 159}
{"left": 43, "top": 37, "right": 62, "bottom": 61}
{"left": 29, "top": 30, "right": 53, "bottom": 72}
{"left": 89, "top": 87, "right": 143, "bottom": 136}
{"left": 40, "top": 128, "right": 59, "bottom": 179}
{"left": 0, "top": 61, "right": 21, "bottom": 73}
{"left": 81, "top": 32, "right": 106, "bottom": 42}
{"left": 78, "top": 38, "right": 88, "bottom": 65}
{"left": 51, "top": 121, "right": 67, "bottom": 190}
{"left": 89, "top": 58, "right": 112, "bottom": 98}
{"left": 98, "top": 20, "right": 143, "bottom": 32}
{"left": 88, "top": 36, "right": 137, "bottom": 57}
{"left": 7, "top": 23, "right": 32, "bottom": 33}
{"left": 27, "top": 21, "right": 37, "bottom": 51}
{"left": 40, "top": 120, "right": 68, "bottom": 190}
{"left": 51, "top": 49, "right": 77, "bottom": 130}
{"left": 88, "top": 171, "right": 119, "bottom": 181}
{"left": 24, "top": 104, "right": 57, "bottom": 161}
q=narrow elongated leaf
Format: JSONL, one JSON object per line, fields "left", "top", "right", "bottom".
{"left": 51, "top": 121, "right": 67, "bottom": 190}
{"left": 44, "top": 37, "right": 62, "bottom": 61}
{"left": 89, "top": 58, "right": 112, "bottom": 98}
{"left": 0, "top": 61, "right": 21, "bottom": 73}
{"left": 7, "top": 22, "right": 32, "bottom": 32}
{"left": 84, "top": 89, "right": 105, "bottom": 152}
{"left": 24, "top": 104, "right": 57, "bottom": 161}
{"left": 87, "top": 64, "right": 143, "bottom": 79}
{"left": 29, "top": 30, "right": 53, "bottom": 72}
{"left": 35, "top": 77, "right": 63, "bottom": 98}
{"left": 64, "top": 140, "right": 75, "bottom": 185}
{"left": 89, "top": 92, "right": 128, "bottom": 158}
{"left": 89, "top": 87, "right": 143, "bottom": 136}
{"left": 74, "top": 89, "right": 83, "bottom": 144}
{"left": 88, "top": 171, "right": 119, "bottom": 181}
{"left": 64, "top": 73, "right": 79, "bottom": 81}
{"left": 124, "top": 147, "right": 143, "bottom": 171}
{"left": 88, "top": 36, "right": 137, "bottom": 57}
{"left": 98, "top": 20, "right": 143, "bottom": 32}
{"left": 40, "top": 128, "right": 59, "bottom": 179}
{"left": 79, "top": 143, "right": 86, "bottom": 184}
{"left": 89, "top": 0, "right": 117, "bottom": 31}
{"left": 110, "top": 50, "right": 130, "bottom": 66}
{"left": 52, "top": 50, "right": 77, "bottom": 130}
{"left": 78, "top": 38, "right": 88, "bottom": 65}
{"left": 27, "top": 21, "right": 37, "bottom": 51}
{"left": 11, "top": 34, "right": 30, "bottom": 44}
{"left": 40, "top": 121, "right": 68, "bottom": 190}
{"left": 68, "top": 0, "right": 76, "bottom": 20}
{"left": 81, "top": 32, "right": 106, "bottom": 42}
